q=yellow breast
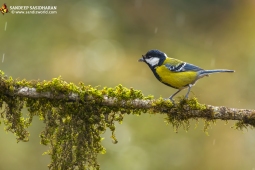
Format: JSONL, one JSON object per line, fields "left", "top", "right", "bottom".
{"left": 155, "top": 65, "right": 198, "bottom": 89}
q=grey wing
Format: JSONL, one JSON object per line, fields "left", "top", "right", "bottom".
{"left": 165, "top": 62, "right": 203, "bottom": 72}
{"left": 180, "top": 63, "right": 203, "bottom": 72}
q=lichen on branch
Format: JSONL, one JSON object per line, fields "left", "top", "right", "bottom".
{"left": 0, "top": 70, "right": 254, "bottom": 170}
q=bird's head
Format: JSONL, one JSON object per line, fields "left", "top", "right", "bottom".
{"left": 138, "top": 49, "right": 167, "bottom": 67}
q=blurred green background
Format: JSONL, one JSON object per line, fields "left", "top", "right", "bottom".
{"left": 1, "top": 0, "right": 255, "bottom": 170}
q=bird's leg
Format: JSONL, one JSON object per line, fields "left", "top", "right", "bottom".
{"left": 185, "top": 84, "right": 192, "bottom": 99}
{"left": 169, "top": 89, "right": 182, "bottom": 101}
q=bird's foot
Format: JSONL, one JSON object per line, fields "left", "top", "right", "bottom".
{"left": 167, "top": 97, "right": 175, "bottom": 104}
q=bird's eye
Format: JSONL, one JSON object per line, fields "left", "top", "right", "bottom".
{"left": 146, "top": 56, "right": 152, "bottom": 59}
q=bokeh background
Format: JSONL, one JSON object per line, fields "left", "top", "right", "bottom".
{"left": 1, "top": 0, "right": 255, "bottom": 169}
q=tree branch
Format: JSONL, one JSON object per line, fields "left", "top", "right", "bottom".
{"left": 4, "top": 86, "right": 255, "bottom": 126}
{"left": 1, "top": 73, "right": 254, "bottom": 169}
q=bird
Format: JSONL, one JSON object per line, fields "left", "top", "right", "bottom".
{"left": 138, "top": 49, "right": 234, "bottom": 101}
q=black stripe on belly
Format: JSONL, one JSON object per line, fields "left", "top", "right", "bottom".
{"left": 149, "top": 67, "right": 179, "bottom": 89}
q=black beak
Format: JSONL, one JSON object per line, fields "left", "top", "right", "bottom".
{"left": 138, "top": 55, "right": 145, "bottom": 62}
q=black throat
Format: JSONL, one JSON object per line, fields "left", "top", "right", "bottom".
{"left": 145, "top": 59, "right": 178, "bottom": 89}
{"left": 145, "top": 57, "right": 164, "bottom": 80}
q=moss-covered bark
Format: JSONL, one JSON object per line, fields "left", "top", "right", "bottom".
{"left": 0, "top": 70, "right": 254, "bottom": 169}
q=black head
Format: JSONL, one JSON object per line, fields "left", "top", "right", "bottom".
{"left": 138, "top": 49, "right": 167, "bottom": 67}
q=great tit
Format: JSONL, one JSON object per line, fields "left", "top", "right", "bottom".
{"left": 138, "top": 49, "right": 234, "bottom": 101}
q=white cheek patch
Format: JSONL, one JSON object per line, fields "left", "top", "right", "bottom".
{"left": 145, "top": 57, "right": 160, "bottom": 66}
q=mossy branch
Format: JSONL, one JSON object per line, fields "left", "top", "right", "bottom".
{"left": 0, "top": 70, "right": 254, "bottom": 170}
{"left": 6, "top": 86, "right": 255, "bottom": 123}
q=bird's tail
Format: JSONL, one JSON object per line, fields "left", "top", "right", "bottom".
{"left": 199, "top": 69, "right": 235, "bottom": 77}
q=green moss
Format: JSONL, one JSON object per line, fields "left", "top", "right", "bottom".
{"left": 0, "top": 70, "right": 252, "bottom": 169}
{"left": 233, "top": 114, "right": 255, "bottom": 131}
{"left": 0, "top": 71, "right": 153, "bottom": 169}
{"left": 161, "top": 97, "right": 215, "bottom": 133}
